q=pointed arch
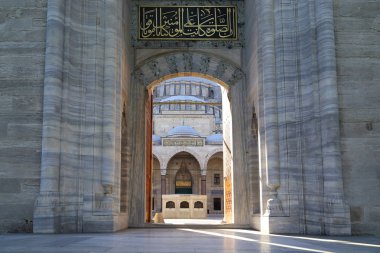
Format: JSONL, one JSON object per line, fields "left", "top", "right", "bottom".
{"left": 204, "top": 148, "right": 224, "bottom": 171}
{"left": 129, "top": 49, "right": 245, "bottom": 226}
{"left": 133, "top": 51, "right": 244, "bottom": 89}
{"left": 166, "top": 149, "right": 203, "bottom": 170}
{"left": 152, "top": 152, "right": 164, "bottom": 169}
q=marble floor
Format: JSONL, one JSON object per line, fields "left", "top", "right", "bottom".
{"left": 0, "top": 228, "right": 379, "bottom": 253}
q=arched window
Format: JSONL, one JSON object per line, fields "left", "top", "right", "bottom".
{"left": 180, "top": 201, "right": 189, "bottom": 208}
{"left": 194, "top": 201, "right": 203, "bottom": 209}
{"left": 166, "top": 201, "right": 175, "bottom": 209}
{"left": 209, "top": 88, "right": 214, "bottom": 98}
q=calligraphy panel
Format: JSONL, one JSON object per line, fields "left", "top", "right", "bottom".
{"left": 162, "top": 138, "right": 204, "bottom": 146}
{"left": 139, "top": 6, "right": 238, "bottom": 40}
{"left": 175, "top": 181, "right": 192, "bottom": 187}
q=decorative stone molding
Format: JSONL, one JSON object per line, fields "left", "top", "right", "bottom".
{"left": 264, "top": 192, "right": 284, "bottom": 217}
{"left": 134, "top": 51, "right": 244, "bottom": 89}
{"left": 102, "top": 184, "right": 113, "bottom": 196}
{"left": 160, "top": 168, "right": 167, "bottom": 176}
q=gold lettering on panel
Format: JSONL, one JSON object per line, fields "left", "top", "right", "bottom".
{"left": 176, "top": 181, "right": 192, "bottom": 187}
{"left": 139, "top": 6, "right": 238, "bottom": 40}
{"left": 163, "top": 138, "right": 204, "bottom": 146}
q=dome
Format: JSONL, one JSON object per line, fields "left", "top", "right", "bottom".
{"left": 160, "top": 95, "right": 205, "bottom": 103}
{"left": 206, "top": 134, "right": 223, "bottom": 145}
{"left": 152, "top": 134, "right": 161, "bottom": 145}
{"left": 167, "top": 126, "right": 200, "bottom": 137}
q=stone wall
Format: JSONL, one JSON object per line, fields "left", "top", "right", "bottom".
{"left": 0, "top": 0, "right": 378, "bottom": 235}
{"left": 154, "top": 115, "right": 214, "bottom": 137}
{"left": 334, "top": 0, "right": 380, "bottom": 235}
{"left": 32, "top": 0, "right": 135, "bottom": 233}
{"left": 244, "top": 0, "right": 351, "bottom": 235}
{"left": 0, "top": 0, "right": 47, "bottom": 232}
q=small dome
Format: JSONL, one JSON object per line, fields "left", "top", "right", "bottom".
{"left": 167, "top": 126, "right": 200, "bottom": 137}
{"left": 152, "top": 134, "right": 161, "bottom": 145}
{"left": 160, "top": 95, "right": 205, "bottom": 103}
{"left": 206, "top": 134, "right": 223, "bottom": 145}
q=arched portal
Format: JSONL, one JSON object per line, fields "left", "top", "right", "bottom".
{"left": 127, "top": 50, "right": 250, "bottom": 226}
{"left": 166, "top": 151, "right": 201, "bottom": 195}
{"left": 175, "top": 160, "right": 193, "bottom": 194}
{"left": 206, "top": 152, "right": 224, "bottom": 216}
{"left": 152, "top": 155, "right": 161, "bottom": 213}
{"left": 31, "top": 0, "right": 351, "bottom": 235}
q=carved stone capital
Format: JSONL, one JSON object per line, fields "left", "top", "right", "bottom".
{"left": 160, "top": 168, "right": 167, "bottom": 176}
{"left": 264, "top": 191, "right": 284, "bottom": 217}
{"left": 102, "top": 184, "right": 113, "bottom": 195}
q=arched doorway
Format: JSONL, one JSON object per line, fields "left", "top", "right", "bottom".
{"left": 175, "top": 165, "right": 193, "bottom": 194}
{"left": 165, "top": 152, "right": 201, "bottom": 196}
{"left": 172, "top": 156, "right": 197, "bottom": 194}
{"left": 127, "top": 50, "right": 249, "bottom": 226}
{"left": 32, "top": 0, "right": 350, "bottom": 235}
{"left": 147, "top": 73, "right": 231, "bottom": 224}
{"left": 206, "top": 152, "right": 224, "bottom": 217}
{"left": 152, "top": 155, "right": 161, "bottom": 213}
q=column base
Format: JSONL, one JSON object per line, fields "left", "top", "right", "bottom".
{"left": 260, "top": 216, "right": 299, "bottom": 234}
{"left": 33, "top": 192, "right": 61, "bottom": 233}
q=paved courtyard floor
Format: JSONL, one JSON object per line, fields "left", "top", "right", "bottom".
{"left": 0, "top": 228, "right": 379, "bottom": 253}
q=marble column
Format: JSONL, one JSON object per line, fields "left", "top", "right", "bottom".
{"left": 246, "top": 0, "right": 351, "bottom": 235}
{"left": 316, "top": 0, "right": 350, "bottom": 235}
{"left": 161, "top": 175, "right": 166, "bottom": 195}
{"left": 201, "top": 169, "right": 207, "bottom": 195}
{"left": 33, "top": 0, "right": 66, "bottom": 233}
{"left": 160, "top": 169, "right": 167, "bottom": 212}
{"left": 201, "top": 175, "right": 207, "bottom": 195}
{"left": 258, "top": 0, "right": 283, "bottom": 219}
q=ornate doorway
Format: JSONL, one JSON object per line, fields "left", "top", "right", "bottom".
{"left": 128, "top": 50, "right": 247, "bottom": 226}
{"left": 175, "top": 161, "right": 193, "bottom": 194}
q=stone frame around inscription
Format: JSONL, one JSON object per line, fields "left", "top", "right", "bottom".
{"left": 162, "top": 137, "right": 205, "bottom": 146}
{"left": 130, "top": 0, "right": 244, "bottom": 48}
{"left": 138, "top": 5, "right": 238, "bottom": 41}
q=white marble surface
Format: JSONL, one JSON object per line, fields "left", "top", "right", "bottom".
{"left": 0, "top": 0, "right": 375, "bottom": 236}
{"left": 0, "top": 229, "right": 379, "bottom": 253}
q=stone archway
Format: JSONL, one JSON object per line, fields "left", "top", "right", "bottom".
{"left": 135, "top": 51, "right": 244, "bottom": 88}
{"left": 204, "top": 148, "right": 224, "bottom": 173}
{"left": 126, "top": 50, "right": 250, "bottom": 226}
{"left": 33, "top": 0, "right": 350, "bottom": 235}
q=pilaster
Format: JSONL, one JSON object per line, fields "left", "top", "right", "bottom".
{"left": 249, "top": 0, "right": 351, "bottom": 235}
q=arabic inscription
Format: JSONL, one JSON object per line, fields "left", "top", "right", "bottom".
{"left": 139, "top": 6, "right": 238, "bottom": 40}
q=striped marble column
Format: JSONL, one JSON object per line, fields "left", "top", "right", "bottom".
{"left": 259, "top": 0, "right": 282, "bottom": 217}
{"left": 246, "top": 0, "right": 350, "bottom": 235}
{"left": 33, "top": 0, "right": 66, "bottom": 234}
{"left": 316, "top": 0, "right": 350, "bottom": 235}
{"left": 34, "top": 0, "right": 130, "bottom": 233}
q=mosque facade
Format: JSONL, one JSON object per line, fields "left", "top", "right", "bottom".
{"left": 151, "top": 77, "right": 224, "bottom": 217}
